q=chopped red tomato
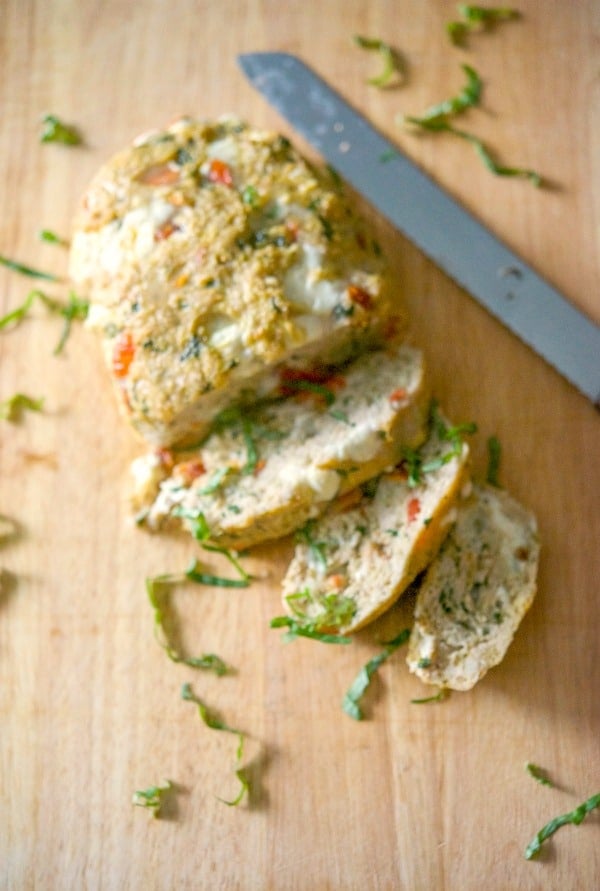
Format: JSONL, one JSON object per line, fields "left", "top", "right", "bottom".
{"left": 112, "top": 332, "right": 135, "bottom": 378}
{"left": 389, "top": 387, "right": 408, "bottom": 405}
{"left": 347, "top": 284, "right": 373, "bottom": 310}
{"left": 326, "top": 573, "right": 347, "bottom": 590}
{"left": 154, "top": 220, "right": 179, "bottom": 242}
{"left": 138, "top": 164, "right": 180, "bottom": 186}
{"left": 407, "top": 497, "right": 421, "bottom": 523}
{"left": 383, "top": 314, "right": 403, "bottom": 341}
{"left": 156, "top": 448, "right": 175, "bottom": 470}
{"left": 207, "top": 158, "right": 234, "bottom": 186}
{"left": 174, "top": 459, "right": 206, "bottom": 486}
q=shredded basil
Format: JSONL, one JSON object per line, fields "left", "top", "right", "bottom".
{"left": 132, "top": 781, "right": 173, "bottom": 818}
{"left": 0, "top": 393, "right": 44, "bottom": 422}
{"left": 447, "top": 5, "right": 520, "bottom": 46}
{"left": 525, "top": 791, "right": 600, "bottom": 860}
{"left": 181, "top": 683, "right": 249, "bottom": 806}
{"left": 411, "top": 688, "right": 449, "bottom": 704}
{"left": 0, "top": 289, "right": 89, "bottom": 353}
{"left": 145, "top": 575, "right": 229, "bottom": 673}
{"left": 53, "top": 292, "right": 89, "bottom": 354}
{"left": 270, "top": 615, "right": 353, "bottom": 644}
{"left": 185, "top": 558, "right": 250, "bottom": 589}
{"left": 272, "top": 588, "right": 356, "bottom": 643}
{"left": 39, "top": 229, "right": 68, "bottom": 246}
{"left": 282, "top": 379, "right": 336, "bottom": 405}
{"left": 486, "top": 435, "right": 502, "bottom": 486}
{"left": 294, "top": 519, "right": 329, "bottom": 570}
{"left": 0, "top": 256, "right": 59, "bottom": 281}
{"left": 404, "top": 64, "right": 482, "bottom": 127}
{"left": 40, "top": 113, "right": 82, "bottom": 145}
{"left": 342, "top": 629, "right": 410, "bottom": 720}
{"left": 525, "top": 762, "right": 554, "bottom": 788}
{"left": 353, "top": 35, "right": 404, "bottom": 88}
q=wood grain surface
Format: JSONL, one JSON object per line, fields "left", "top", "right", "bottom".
{"left": 1, "top": 2, "right": 599, "bottom": 889}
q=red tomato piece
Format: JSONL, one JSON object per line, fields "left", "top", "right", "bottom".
{"left": 207, "top": 158, "right": 234, "bottom": 186}
{"left": 112, "top": 332, "right": 135, "bottom": 378}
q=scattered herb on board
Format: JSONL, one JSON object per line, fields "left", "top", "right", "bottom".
{"left": 40, "top": 113, "right": 82, "bottom": 145}
{"left": 447, "top": 5, "right": 520, "bottom": 46}
{"left": 181, "top": 683, "right": 249, "bottom": 806}
{"left": 411, "top": 688, "right": 449, "bottom": 704}
{"left": 404, "top": 64, "right": 482, "bottom": 127}
{"left": 0, "top": 255, "right": 59, "bottom": 281}
{"left": 185, "top": 558, "right": 250, "bottom": 589}
{"left": 271, "top": 588, "right": 356, "bottom": 644}
{"left": 0, "top": 393, "right": 44, "bottom": 422}
{"left": 170, "top": 508, "right": 252, "bottom": 583}
{"left": 400, "top": 62, "right": 541, "bottom": 185}
{"left": 39, "top": 229, "right": 68, "bottom": 246}
{"left": 352, "top": 35, "right": 404, "bottom": 88}
{"left": 342, "top": 629, "right": 411, "bottom": 720}
{"left": 0, "top": 289, "right": 89, "bottom": 354}
{"left": 486, "top": 435, "right": 502, "bottom": 486}
{"left": 525, "top": 762, "right": 555, "bottom": 788}
{"left": 145, "top": 575, "right": 229, "bottom": 673}
{"left": 440, "top": 123, "right": 541, "bottom": 185}
{"left": 132, "top": 781, "right": 173, "bottom": 818}
{"left": 524, "top": 791, "right": 600, "bottom": 860}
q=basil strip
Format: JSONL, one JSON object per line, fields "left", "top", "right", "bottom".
{"left": 342, "top": 629, "right": 411, "bottom": 720}
{"left": 0, "top": 256, "right": 59, "bottom": 281}
{"left": 525, "top": 792, "right": 600, "bottom": 860}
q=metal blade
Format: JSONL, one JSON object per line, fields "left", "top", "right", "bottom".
{"left": 238, "top": 52, "right": 600, "bottom": 407}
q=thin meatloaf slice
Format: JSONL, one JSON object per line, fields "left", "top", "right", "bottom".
{"left": 131, "top": 344, "right": 430, "bottom": 550}
{"left": 69, "top": 116, "right": 401, "bottom": 447}
{"left": 279, "top": 409, "right": 472, "bottom": 635}
{"left": 406, "top": 484, "right": 540, "bottom": 691}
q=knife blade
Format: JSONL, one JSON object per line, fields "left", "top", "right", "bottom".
{"left": 238, "top": 51, "right": 600, "bottom": 407}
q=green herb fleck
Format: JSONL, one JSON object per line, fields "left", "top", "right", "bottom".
{"left": 447, "top": 5, "right": 520, "bottom": 46}
{"left": 145, "top": 575, "right": 229, "bottom": 673}
{"left": 181, "top": 682, "right": 248, "bottom": 806}
{"left": 0, "top": 393, "right": 44, "bottom": 422}
{"left": 132, "top": 781, "right": 173, "bottom": 818}
{"left": 353, "top": 35, "right": 404, "bottom": 88}
{"left": 525, "top": 762, "right": 555, "bottom": 788}
{"left": 486, "top": 435, "right": 502, "bottom": 486}
{"left": 284, "top": 379, "right": 336, "bottom": 405}
{"left": 271, "top": 588, "right": 356, "bottom": 644}
{"left": 40, "top": 113, "right": 82, "bottom": 145}
{"left": 411, "top": 688, "right": 449, "bottom": 704}
{"left": 199, "top": 466, "right": 231, "bottom": 495}
{"left": 39, "top": 229, "right": 68, "bottom": 246}
{"left": 0, "top": 256, "right": 59, "bottom": 281}
{"left": 241, "top": 184, "right": 259, "bottom": 207}
{"left": 525, "top": 791, "right": 600, "bottom": 860}
{"left": 295, "top": 519, "right": 329, "bottom": 570}
{"left": 342, "top": 629, "right": 410, "bottom": 720}
{"left": 0, "top": 289, "right": 88, "bottom": 353}
{"left": 186, "top": 558, "right": 250, "bottom": 589}
{"left": 417, "top": 657, "right": 432, "bottom": 669}
{"left": 329, "top": 408, "right": 354, "bottom": 425}
{"left": 53, "top": 292, "right": 89, "bottom": 354}
{"left": 404, "top": 64, "right": 482, "bottom": 127}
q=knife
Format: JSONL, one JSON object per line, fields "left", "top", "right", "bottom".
{"left": 238, "top": 52, "right": 600, "bottom": 407}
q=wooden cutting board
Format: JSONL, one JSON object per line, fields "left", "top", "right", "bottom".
{"left": 1, "top": 2, "right": 599, "bottom": 888}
